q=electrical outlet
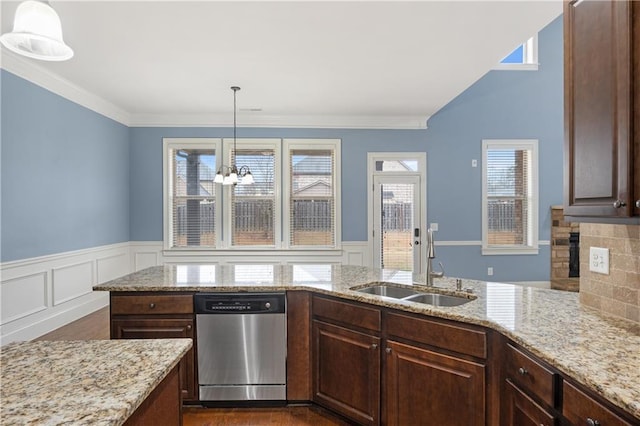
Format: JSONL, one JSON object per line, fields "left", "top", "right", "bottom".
{"left": 471, "top": 159, "right": 478, "bottom": 168}
{"left": 430, "top": 223, "right": 438, "bottom": 232}
{"left": 487, "top": 267, "right": 494, "bottom": 276}
{"left": 589, "top": 247, "right": 609, "bottom": 274}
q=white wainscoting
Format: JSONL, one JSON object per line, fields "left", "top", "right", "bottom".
{"left": 0, "top": 243, "right": 131, "bottom": 345}
{"left": 1, "top": 241, "right": 370, "bottom": 345}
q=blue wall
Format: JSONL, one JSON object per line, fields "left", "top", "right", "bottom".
{"left": 1, "top": 16, "right": 564, "bottom": 282}
{"left": 0, "top": 70, "right": 130, "bottom": 262}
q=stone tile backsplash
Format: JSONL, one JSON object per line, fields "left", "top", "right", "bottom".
{"left": 579, "top": 223, "right": 640, "bottom": 324}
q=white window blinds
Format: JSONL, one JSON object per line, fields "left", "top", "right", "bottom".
{"left": 231, "top": 149, "right": 276, "bottom": 247}
{"left": 170, "top": 148, "right": 216, "bottom": 248}
{"left": 482, "top": 140, "right": 538, "bottom": 255}
{"left": 289, "top": 149, "right": 336, "bottom": 247}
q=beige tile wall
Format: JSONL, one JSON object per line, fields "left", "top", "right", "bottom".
{"left": 579, "top": 223, "right": 640, "bottom": 324}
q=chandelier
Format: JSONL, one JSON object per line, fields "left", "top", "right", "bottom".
{"left": 214, "top": 86, "right": 254, "bottom": 185}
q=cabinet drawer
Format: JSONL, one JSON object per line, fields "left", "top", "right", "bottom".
{"left": 563, "top": 381, "right": 633, "bottom": 426}
{"left": 505, "top": 343, "right": 557, "bottom": 407}
{"left": 386, "top": 312, "right": 487, "bottom": 359}
{"left": 111, "top": 294, "right": 193, "bottom": 315}
{"left": 312, "top": 296, "right": 381, "bottom": 332}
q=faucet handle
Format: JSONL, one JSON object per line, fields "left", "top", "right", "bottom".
{"left": 432, "top": 262, "right": 445, "bottom": 278}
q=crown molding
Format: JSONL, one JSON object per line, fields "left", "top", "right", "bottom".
{"left": 1, "top": 51, "right": 131, "bottom": 126}
{"left": 1, "top": 51, "right": 428, "bottom": 130}
{"left": 128, "top": 113, "right": 429, "bottom": 129}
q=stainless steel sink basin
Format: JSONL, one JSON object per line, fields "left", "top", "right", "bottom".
{"left": 355, "top": 285, "right": 421, "bottom": 299}
{"left": 403, "top": 293, "right": 472, "bottom": 307}
{"left": 351, "top": 283, "right": 474, "bottom": 307}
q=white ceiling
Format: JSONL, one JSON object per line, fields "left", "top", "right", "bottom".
{"left": 0, "top": 1, "right": 562, "bottom": 128}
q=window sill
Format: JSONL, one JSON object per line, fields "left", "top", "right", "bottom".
{"left": 482, "top": 246, "right": 539, "bottom": 256}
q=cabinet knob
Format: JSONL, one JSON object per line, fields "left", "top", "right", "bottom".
{"left": 371, "top": 343, "right": 378, "bottom": 349}
{"left": 186, "top": 324, "right": 192, "bottom": 330}
{"left": 148, "top": 303, "right": 156, "bottom": 309}
{"left": 586, "top": 418, "right": 600, "bottom": 426}
{"left": 385, "top": 347, "right": 392, "bottom": 354}
{"left": 518, "top": 367, "right": 528, "bottom": 376}
{"left": 613, "top": 200, "right": 626, "bottom": 208}
{"left": 636, "top": 200, "right": 640, "bottom": 208}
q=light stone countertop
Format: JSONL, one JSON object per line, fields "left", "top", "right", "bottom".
{"left": 93, "top": 264, "right": 640, "bottom": 421}
{"left": 0, "top": 339, "right": 192, "bottom": 426}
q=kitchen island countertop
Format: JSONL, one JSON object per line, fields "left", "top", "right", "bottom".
{"left": 0, "top": 338, "right": 192, "bottom": 426}
{"left": 94, "top": 263, "right": 640, "bottom": 420}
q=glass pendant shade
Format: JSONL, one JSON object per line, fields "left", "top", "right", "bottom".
{"left": 0, "top": 1, "right": 74, "bottom": 61}
{"left": 214, "top": 172, "right": 224, "bottom": 184}
{"left": 241, "top": 172, "right": 254, "bottom": 185}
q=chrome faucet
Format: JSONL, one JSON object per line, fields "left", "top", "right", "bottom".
{"left": 425, "top": 228, "right": 444, "bottom": 286}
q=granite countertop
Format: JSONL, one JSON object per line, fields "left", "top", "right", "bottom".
{"left": 1, "top": 339, "right": 192, "bottom": 426}
{"left": 94, "top": 264, "right": 640, "bottom": 420}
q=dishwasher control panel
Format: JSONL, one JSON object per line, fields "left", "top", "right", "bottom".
{"left": 195, "top": 293, "right": 285, "bottom": 314}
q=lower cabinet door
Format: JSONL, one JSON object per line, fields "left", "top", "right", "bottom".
{"left": 312, "top": 320, "right": 380, "bottom": 425}
{"left": 504, "top": 380, "right": 557, "bottom": 426}
{"left": 384, "top": 340, "right": 485, "bottom": 426}
{"left": 111, "top": 318, "right": 197, "bottom": 402}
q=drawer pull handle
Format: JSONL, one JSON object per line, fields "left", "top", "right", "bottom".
{"left": 518, "top": 367, "right": 528, "bottom": 376}
{"left": 586, "top": 418, "right": 600, "bottom": 426}
{"left": 149, "top": 303, "right": 156, "bottom": 309}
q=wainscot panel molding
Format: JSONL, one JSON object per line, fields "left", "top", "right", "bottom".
{"left": 0, "top": 243, "right": 131, "bottom": 346}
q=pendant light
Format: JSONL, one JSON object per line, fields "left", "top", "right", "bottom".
{"left": 0, "top": 0, "right": 74, "bottom": 61}
{"left": 214, "top": 86, "right": 254, "bottom": 185}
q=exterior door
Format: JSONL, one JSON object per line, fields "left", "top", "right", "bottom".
{"left": 373, "top": 175, "right": 422, "bottom": 272}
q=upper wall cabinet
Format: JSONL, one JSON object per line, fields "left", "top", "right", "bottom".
{"left": 564, "top": 0, "right": 640, "bottom": 221}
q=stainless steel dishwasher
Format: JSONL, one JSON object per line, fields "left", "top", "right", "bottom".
{"left": 194, "top": 293, "right": 286, "bottom": 402}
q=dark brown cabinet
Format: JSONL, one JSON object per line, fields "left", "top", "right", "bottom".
{"left": 110, "top": 293, "right": 197, "bottom": 402}
{"left": 504, "top": 380, "right": 557, "bottom": 426}
{"left": 311, "top": 295, "right": 382, "bottom": 425}
{"left": 564, "top": 0, "right": 640, "bottom": 220}
{"left": 384, "top": 312, "right": 488, "bottom": 426}
{"left": 563, "top": 380, "right": 634, "bottom": 426}
{"left": 385, "top": 339, "right": 485, "bottom": 426}
{"left": 312, "top": 320, "right": 381, "bottom": 425}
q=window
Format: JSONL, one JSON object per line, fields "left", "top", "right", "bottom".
{"left": 494, "top": 36, "right": 538, "bottom": 71}
{"left": 284, "top": 139, "right": 341, "bottom": 248}
{"left": 225, "top": 139, "right": 280, "bottom": 248}
{"left": 163, "top": 138, "right": 340, "bottom": 251}
{"left": 482, "top": 140, "right": 538, "bottom": 255}
{"left": 163, "top": 138, "right": 222, "bottom": 250}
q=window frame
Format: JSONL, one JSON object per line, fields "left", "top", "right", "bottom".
{"left": 222, "top": 138, "right": 282, "bottom": 250}
{"left": 481, "top": 139, "right": 539, "bottom": 255}
{"left": 283, "top": 138, "right": 342, "bottom": 250}
{"left": 162, "top": 138, "right": 223, "bottom": 251}
{"left": 163, "top": 137, "right": 342, "bottom": 253}
{"left": 493, "top": 35, "right": 539, "bottom": 71}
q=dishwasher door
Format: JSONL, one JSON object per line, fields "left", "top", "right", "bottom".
{"left": 196, "top": 293, "right": 287, "bottom": 401}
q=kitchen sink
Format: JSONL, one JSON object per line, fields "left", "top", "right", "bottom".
{"left": 351, "top": 283, "right": 474, "bottom": 307}
{"left": 402, "top": 293, "right": 471, "bottom": 307}
{"left": 355, "top": 284, "right": 421, "bottom": 299}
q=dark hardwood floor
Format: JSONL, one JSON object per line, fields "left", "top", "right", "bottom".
{"left": 36, "top": 307, "right": 351, "bottom": 425}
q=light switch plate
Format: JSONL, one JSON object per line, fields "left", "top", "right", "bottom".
{"left": 589, "top": 247, "right": 609, "bottom": 274}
